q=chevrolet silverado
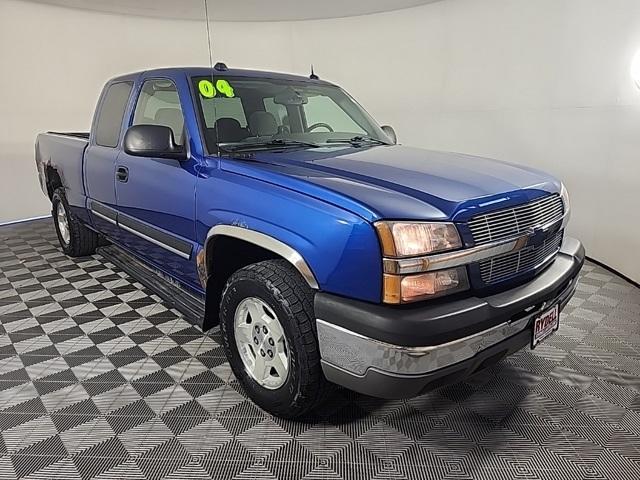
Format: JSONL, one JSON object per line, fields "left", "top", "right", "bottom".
{"left": 35, "top": 65, "right": 584, "bottom": 418}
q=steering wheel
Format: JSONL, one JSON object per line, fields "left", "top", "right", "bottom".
{"left": 306, "top": 123, "right": 334, "bottom": 133}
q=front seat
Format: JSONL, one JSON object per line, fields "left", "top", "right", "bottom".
{"left": 214, "top": 118, "right": 247, "bottom": 143}
{"left": 249, "top": 111, "right": 278, "bottom": 137}
{"left": 154, "top": 108, "right": 184, "bottom": 144}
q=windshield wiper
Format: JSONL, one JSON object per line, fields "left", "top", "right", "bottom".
{"left": 220, "top": 139, "right": 321, "bottom": 152}
{"left": 325, "top": 136, "right": 391, "bottom": 146}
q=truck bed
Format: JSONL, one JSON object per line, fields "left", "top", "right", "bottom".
{"left": 47, "top": 131, "right": 90, "bottom": 140}
{"left": 35, "top": 131, "right": 89, "bottom": 207}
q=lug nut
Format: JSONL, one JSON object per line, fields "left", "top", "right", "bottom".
{"left": 255, "top": 325, "right": 260, "bottom": 333}
{"left": 260, "top": 349, "right": 265, "bottom": 357}
{"left": 253, "top": 337, "right": 258, "bottom": 345}
{"left": 267, "top": 350, "right": 273, "bottom": 358}
{"left": 262, "top": 326, "right": 268, "bottom": 334}
{"left": 268, "top": 338, "right": 274, "bottom": 346}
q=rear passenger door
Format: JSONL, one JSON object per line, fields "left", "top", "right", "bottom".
{"left": 114, "top": 77, "right": 200, "bottom": 289}
{"left": 84, "top": 81, "right": 133, "bottom": 241}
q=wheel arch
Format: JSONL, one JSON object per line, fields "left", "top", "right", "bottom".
{"left": 199, "top": 225, "right": 319, "bottom": 330}
{"left": 45, "top": 166, "right": 64, "bottom": 199}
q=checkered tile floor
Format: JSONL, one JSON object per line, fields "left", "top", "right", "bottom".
{"left": 1, "top": 218, "right": 639, "bottom": 480}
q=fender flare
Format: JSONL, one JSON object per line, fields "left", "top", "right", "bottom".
{"left": 203, "top": 225, "right": 319, "bottom": 290}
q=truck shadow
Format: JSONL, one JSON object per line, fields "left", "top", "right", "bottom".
{"left": 297, "top": 360, "right": 539, "bottom": 428}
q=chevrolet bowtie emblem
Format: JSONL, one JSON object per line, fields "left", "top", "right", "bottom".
{"left": 526, "top": 226, "right": 548, "bottom": 248}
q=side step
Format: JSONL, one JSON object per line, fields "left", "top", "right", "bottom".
{"left": 98, "top": 245, "right": 206, "bottom": 329}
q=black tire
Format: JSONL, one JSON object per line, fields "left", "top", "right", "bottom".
{"left": 219, "top": 259, "right": 330, "bottom": 418}
{"left": 51, "top": 187, "right": 98, "bottom": 257}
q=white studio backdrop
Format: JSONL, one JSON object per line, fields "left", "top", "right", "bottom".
{"left": 1, "top": 0, "right": 639, "bottom": 282}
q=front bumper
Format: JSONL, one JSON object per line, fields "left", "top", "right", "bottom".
{"left": 315, "top": 236, "right": 585, "bottom": 399}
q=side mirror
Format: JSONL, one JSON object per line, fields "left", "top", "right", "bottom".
{"left": 381, "top": 125, "right": 397, "bottom": 144}
{"left": 124, "top": 124, "right": 186, "bottom": 161}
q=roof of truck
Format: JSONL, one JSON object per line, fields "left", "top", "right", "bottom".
{"left": 110, "top": 66, "right": 336, "bottom": 86}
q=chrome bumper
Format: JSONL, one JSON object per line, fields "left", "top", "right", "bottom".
{"left": 317, "top": 310, "right": 535, "bottom": 378}
{"left": 315, "top": 236, "right": 584, "bottom": 398}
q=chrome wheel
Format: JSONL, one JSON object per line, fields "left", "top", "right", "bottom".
{"left": 234, "top": 296, "right": 289, "bottom": 390}
{"left": 56, "top": 201, "right": 70, "bottom": 245}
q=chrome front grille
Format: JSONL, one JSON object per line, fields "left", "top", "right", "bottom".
{"left": 467, "top": 194, "right": 564, "bottom": 246}
{"left": 479, "top": 229, "right": 563, "bottom": 284}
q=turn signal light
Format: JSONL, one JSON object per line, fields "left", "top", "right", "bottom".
{"left": 383, "top": 267, "right": 469, "bottom": 304}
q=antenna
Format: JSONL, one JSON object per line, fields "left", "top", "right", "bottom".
{"left": 204, "top": 0, "right": 220, "bottom": 154}
{"left": 310, "top": 64, "right": 319, "bottom": 80}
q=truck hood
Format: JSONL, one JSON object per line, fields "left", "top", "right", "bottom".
{"left": 220, "top": 145, "right": 561, "bottom": 221}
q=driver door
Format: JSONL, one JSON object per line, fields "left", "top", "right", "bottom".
{"left": 115, "top": 77, "right": 200, "bottom": 290}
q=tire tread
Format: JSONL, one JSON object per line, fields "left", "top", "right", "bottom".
{"left": 220, "top": 259, "right": 331, "bottom": 418}
{"left": 52, "top": 187, "right": 98, "bottom": 257}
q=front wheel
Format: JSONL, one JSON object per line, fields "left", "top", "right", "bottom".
{"left": 219, "top": 260, "right": 329, "bottom": 418}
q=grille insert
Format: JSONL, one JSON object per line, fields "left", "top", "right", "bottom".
{"left": 479, "top": 229, "right": 563, "bottom": 284}
{"left": 467, "top": 194, "right": 564, "bottom": 245}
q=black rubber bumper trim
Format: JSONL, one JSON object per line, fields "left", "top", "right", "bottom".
{"left": 315, "top": 237, "right": 585, "bottom": 348}
{"left": 321, "top": 326, "right": 532, "bottom": 399}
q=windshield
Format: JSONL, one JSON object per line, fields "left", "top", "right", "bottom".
{"left": 191, "top": 76, "right": 391, "bottom": 153}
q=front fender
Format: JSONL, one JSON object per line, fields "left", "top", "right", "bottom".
{"left": 196, "top": 169, "right": 382, "bottom": 303}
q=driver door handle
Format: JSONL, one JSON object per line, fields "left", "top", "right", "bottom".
{"left": 116, "top": 166, "right": 129, "bottom": 183}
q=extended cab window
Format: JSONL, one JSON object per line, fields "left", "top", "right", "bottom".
{"left": 95, "top": 81, "right": 133, "bottom": 148}
{"left": 133, "top": 79, "right": 185, "bottom": 145}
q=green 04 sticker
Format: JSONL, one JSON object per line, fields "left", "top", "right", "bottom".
{"left": 198, "top": 79, "right": 235, "bottom": 98}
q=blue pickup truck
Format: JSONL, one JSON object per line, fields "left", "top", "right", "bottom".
{"left": 35, "top": 65, "right": 584, "bottom": 418}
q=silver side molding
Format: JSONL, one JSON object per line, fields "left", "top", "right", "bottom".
{"left": 90, "top": 209, "right": 117, "bottom": 226}
{"left": 119, "top": 223, "right": 191, "bottom": 260}
{"left": 205, "top": 225, "right": 319, "bottom": 289}
{"left": 90, "top": 200, "right": 192, "bottom": 260}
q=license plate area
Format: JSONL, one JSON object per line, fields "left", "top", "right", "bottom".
{"left": 532, "top": 303, "right": 559, "bottom": 348}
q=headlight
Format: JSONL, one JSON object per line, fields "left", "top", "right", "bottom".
{"left": 374, "top": 221, "right": 462, "bottom": 257}
{"left": 560, "top": 182, "right": 570, "bottom": 215}
{"left": 375, "top": 221, "right": 468, "bottom": 303}
{"left": 383, "top": 267, "right": 469, "bottom": 303}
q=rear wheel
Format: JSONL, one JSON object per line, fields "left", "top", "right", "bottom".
{"left": 219, "top": 259, "right": 329, "bottom": 418}
{"left": 51, "top": 188, "right": 98, "bottom": 257}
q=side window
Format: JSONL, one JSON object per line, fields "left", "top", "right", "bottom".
{"left": 303, "top": 95, "right": 366, "bottom": 134}
{"left": 95, "top": 82, "right": 133, "bottom": 148}
{"left": 133, "top": 79, "right": 185, "bottom": 145}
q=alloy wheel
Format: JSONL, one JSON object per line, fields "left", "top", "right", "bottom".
{"left": 56, "top": 201, "right": 70, "bottom": 245}
{"left": 233, "top": 296, "right": 289, "bottom": 389}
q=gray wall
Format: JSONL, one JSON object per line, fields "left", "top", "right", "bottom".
{"left": 1, "top": 0, "right": 638, "bottom": 281}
